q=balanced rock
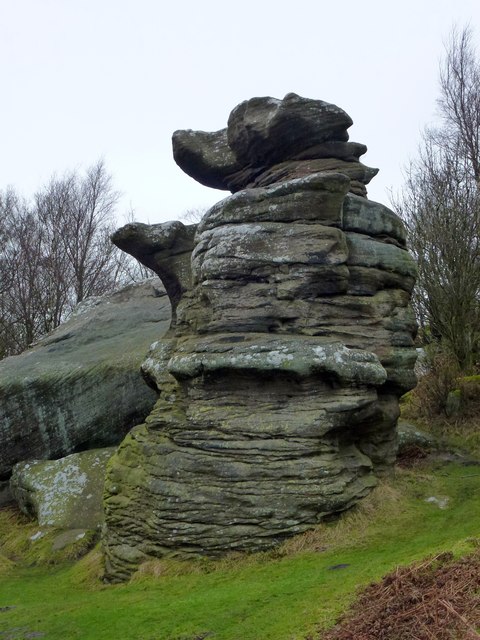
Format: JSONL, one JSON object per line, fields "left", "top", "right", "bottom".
{"left": 103, "top": 94, "right": 417, "bottom": 581}
{"left": 172, "top": 92, "right": 378, "bottom": 197}
{"left": 111, "top": 222, "right": 196, "bottom": 319}
{"left": 0, "top": 279, "right": 171, "bottom": 492}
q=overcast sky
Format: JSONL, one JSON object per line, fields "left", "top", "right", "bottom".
{"left": 1, "top": 0, "right": 480, "bottom": 225}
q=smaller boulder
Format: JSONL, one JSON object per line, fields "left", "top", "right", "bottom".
{"left": 445, "top": 390, "right": 462, "bottom": 417}
{"left": 11, "top": 448, "right": 115, "bottom": 529}
{"left": 397, "top": 421, "right": 437, "bottom": 453}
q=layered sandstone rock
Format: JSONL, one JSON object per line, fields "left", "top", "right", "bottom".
{"left": 103, "top": 94, "right": 417, "bottom": 581}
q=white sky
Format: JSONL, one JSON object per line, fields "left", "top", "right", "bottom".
{"left": 1, "top": 0, "right": 480, "bottom": 225}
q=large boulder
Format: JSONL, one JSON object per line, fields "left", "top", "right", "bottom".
{"left": 104, "top": 95, "right": 417, "bottom": 581}
{"left": 226, "top": 93, "right": 353, "bottom": 166}
{"left": 0, "top": 279, "right": 171, "bottom": 490}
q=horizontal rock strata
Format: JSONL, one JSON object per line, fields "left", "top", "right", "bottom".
{"left": 103, "top": 95, "right": 417, "bottom": 581}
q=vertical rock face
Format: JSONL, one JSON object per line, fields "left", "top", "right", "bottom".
{"left": 104, "top": 94, "right": 417, "bottom": 581}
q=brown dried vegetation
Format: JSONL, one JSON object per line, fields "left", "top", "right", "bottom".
{"left": 316, "top": 550, "right": 480, "bottom": 640}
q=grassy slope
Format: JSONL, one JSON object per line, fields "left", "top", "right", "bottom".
{"left": 0, "top": 462, "right": 479, "bottom": 640}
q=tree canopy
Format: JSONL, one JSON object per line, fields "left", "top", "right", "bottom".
{"left": 0, "top": 160, "right": 151, "bottom": 358}
{"left": 396, "top": 26, "right": 480, "bottom": 371}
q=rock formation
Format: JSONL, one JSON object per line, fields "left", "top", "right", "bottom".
{"left": 0, "top": 279, "right": 171, "bottom": 504}
{"left": 103, "top": 93, "right": 417, "bottom": 581}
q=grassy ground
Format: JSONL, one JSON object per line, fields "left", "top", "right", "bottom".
{"left": 1, "top": 460, "right": 479, "bottom": 640}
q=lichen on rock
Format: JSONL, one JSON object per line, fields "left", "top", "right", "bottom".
{"left": 11, "top": 447, "right": 116, "bottom": 529}
{"left": 104, "top": 93, "right": 417, "bottom": 581}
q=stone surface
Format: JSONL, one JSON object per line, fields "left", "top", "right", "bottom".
{"left": 11, "top": 448, "right": 115, "bottom": 528}
{"left": 445, "top": 389, "right": 462, "bottom": 417}
{"left": 111, "top": 223, "right": 196, "bottom": 319}
{"left": 0, "top": 279, "right": 171, "bottom": 482}
{"left": 172, "top": 92, "right": 377, "bottom": 196}
{"left": 227, "top": 93, "right": 353, "bottom": 166}
{"left": 172, "top": 128, "right": 243, "bottom": 190}
{"left": 103, "top": 95, "right": 417, "bottom": 581}
{"left": 51, "top": 529, "right": 89, "bottom": 551}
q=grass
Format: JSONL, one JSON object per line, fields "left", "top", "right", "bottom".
{"left": 0, "top": 462, "right": 479, "bottom": 639}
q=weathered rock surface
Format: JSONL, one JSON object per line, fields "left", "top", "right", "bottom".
{"left": 172, "top": 92, "right": 378, "bottom": 197}
{"left": 226, "top": 93, "right": 353, "bottom": 166}
{"left": 103, "top": 94, "right": 417, "bottom": 581}
{"left": 111, "top": 223, "right": 196, "bottom": 319}
{"left": 172, "top": 129, "right": 242, "bottom": 190}
{"left": 11, "top": 447, "right": 115, "bottom": 528}
{"left": 0, "top": 279, "right": 171, "bottom": 485}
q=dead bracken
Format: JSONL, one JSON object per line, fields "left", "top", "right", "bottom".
{"left": 316, "top": 550, "right": 480, "bottom": 640}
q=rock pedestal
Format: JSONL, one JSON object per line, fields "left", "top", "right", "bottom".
{"left": 103, "top": 94, "right": 417, "bottom": 581}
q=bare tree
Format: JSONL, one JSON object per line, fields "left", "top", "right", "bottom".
{"left": 396, "top": 25, "right": 480, "bottom": 370}
{"left": 179, "top": 206, "right": 208, "bottom": 224}
{"left": 0, "top": 160, "right": 130, "bottom": 357}
{"left": 0, "top": 191, "right": 48, "bottom": 354}
{"left": 35, "top": 159, "right": 121, "bottom": 306}
{"left": 438, "top": 26, "right": 480, "bottom": 185}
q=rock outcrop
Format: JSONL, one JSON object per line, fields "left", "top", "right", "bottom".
{"left": 103, "top": 94, "right": 417, "bottom": 581}
{"left": 0, "top": 279, "right": 171, "bottom": 498}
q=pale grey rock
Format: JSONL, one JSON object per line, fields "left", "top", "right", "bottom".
{"left": 397, "top": 421, "right": 437, "bottom": 452}
{"left": 11, "top": 447, "right": 115, "bottom": 528}
{"left": 52, "top": 529, "right": 89, "bottom": 551}
{"left": 197, "top": 172, "right": 350, "bottom": 230}
{"left": 343, "top": 194, "right": 407, "bottom": 246}
{"left": 168, "top": 336, "right": 387, "bottom": 386}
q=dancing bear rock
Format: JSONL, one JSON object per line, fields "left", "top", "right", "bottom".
{"left": 104, "top": 94, "right": 417, "bottom": 581}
